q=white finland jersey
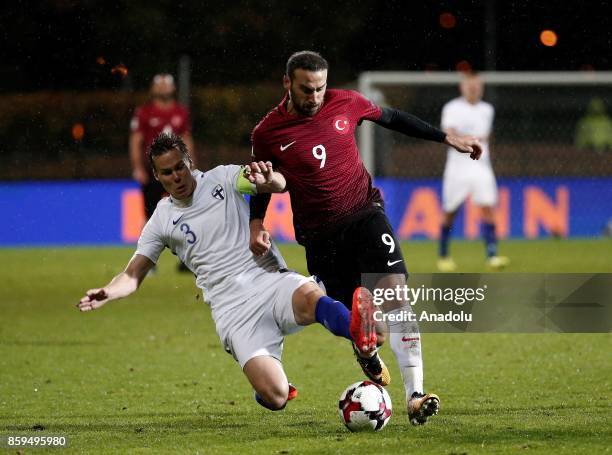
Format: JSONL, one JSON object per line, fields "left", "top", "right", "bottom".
{"left": 135, "top": 165, "right": 287, "bottom": 313}
{"left": 441, "top": 97, "right": 494, "bottom": 168}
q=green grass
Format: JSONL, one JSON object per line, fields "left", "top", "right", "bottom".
{"left": 1, "top": 239, "right": 610, "bottom": 453}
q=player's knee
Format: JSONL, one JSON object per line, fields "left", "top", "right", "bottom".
{"left": 258, "top": 385, "right": 288, "bottom": 410}
{"left": 267, "top": 395, "right": 288, "bottom": 411}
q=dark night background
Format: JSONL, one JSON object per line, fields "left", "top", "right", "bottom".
{"left": 2, "top": 0, "right": 611, "bottom": 91}
{"left": 1, "top": 0, "right": 610, "bottom": 181}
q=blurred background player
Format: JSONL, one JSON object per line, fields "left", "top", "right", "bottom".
{"left": 249, "top": 51, "right": 482, "bottom": 425}
{"left": 438, "top": 73, "right": 510, "bottom": 271}
{"left": 129, "top": 73, "right": 195, "bottom": 272}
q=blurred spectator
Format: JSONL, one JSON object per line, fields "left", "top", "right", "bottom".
{"left": 575, "top": 98, "right": 612, "bottom": 153}
{"left": 129, "top": 74, "right": 195, "bottom": 272}
{"left": 129, "top": 74, "right": 195, "bottom": 220}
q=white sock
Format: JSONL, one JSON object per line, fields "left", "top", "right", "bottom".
{"left": 386, "top": 308, "right": 424, "bottom": 400}
{"left": 400, "top": 364, "right": 423, "bottom": 401}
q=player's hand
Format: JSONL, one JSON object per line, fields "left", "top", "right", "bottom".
{"left": 77, "top": 288, "right": 110, "bottom": 312}
{"left": 445, "top": 134, "right": 483, "bottom": 160}
{"left": 132, "top": 167, "right": 149, "bottom": 185}
{"left": 247, "top": 161, "right": 275, "bottom": 185}
{"left": 249, "top": 220, "right": 271, "bottom": 256}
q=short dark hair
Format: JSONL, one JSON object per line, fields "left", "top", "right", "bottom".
{"left": 148, "top": 132, "right": 189, "bottom": 170}
{"left": 285, "top": 51, "right": 328, "bottom": 79}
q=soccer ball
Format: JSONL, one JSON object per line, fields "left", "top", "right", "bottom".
{"left": 338, "top": 381, "right": 392, "bottom": 432}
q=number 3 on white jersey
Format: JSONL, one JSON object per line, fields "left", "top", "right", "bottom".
{"left": 312, "top": 144, "right": 326, "bottom": 168}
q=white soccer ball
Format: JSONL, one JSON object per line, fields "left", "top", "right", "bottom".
{"left": 338, "top": 380, "right": 392, "bottom": 432}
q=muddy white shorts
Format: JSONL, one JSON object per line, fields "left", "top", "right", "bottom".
{"left": 213, "top": 271, "right": 314, "bottom": 368}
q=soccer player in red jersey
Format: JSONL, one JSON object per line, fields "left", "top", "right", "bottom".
{"left": 249, "top": 51, "right": 483, "bottom": 425}
{"left": 129, "top": 74, "right": 195, "bottom": 221}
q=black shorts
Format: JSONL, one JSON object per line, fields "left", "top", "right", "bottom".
{"left": 141, "top": 179, "right": 166, "bottom": 219}
{"left": 304, "top": 208, "right": 407, "bottom": 309}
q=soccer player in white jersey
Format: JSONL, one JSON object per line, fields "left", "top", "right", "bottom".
{"left": 438, "top": 73, "right": 510, "bottom": 271}
{"left": 77, "top": 133, "right": 387, "bottom": 411}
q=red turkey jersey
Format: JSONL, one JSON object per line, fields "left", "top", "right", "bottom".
{"left": 251, "top": 89, "right": 383, "bottom": 241}
{"left": 130, "top": 101, "right": 191, "bottom": 176}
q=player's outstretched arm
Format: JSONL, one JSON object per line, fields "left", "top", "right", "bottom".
{"left": 374, "top": 107, "right": 482, "bottom": 160}
{"left": 77, "top": 254, "right": 155, "bottom": 312}
{"left": 373, "top": 107, "right": 447, "bottom": 143}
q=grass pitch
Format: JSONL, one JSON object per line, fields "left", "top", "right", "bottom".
{"left": 1, "top": 239, "right": 610, "bottom": 453}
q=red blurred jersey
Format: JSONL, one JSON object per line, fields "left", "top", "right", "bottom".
{"left": 251, "top": 89, "right": 383, "bottom": 241}
{"left": 130, "top": 101, "right": 191, "bottom": 175}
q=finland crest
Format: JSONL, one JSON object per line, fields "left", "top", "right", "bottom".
{"left": 211, "top": 184, "right": 225, "bottom": 200}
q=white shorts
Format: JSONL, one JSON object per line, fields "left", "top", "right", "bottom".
{"left": 213, "top": 271, "right": 314, "bottom": 369}
{"left": 442, "top": 163, "right": 498, "bottom": 212}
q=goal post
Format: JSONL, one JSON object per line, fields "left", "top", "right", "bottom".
{"left": 357, "top": 71, "right": 612, "bottom": 177}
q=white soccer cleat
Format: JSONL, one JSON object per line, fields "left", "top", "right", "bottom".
{"left": 487, "top": 255, "right": 510, "bottom": 270}
{"left": 407, "top": 392, "right": 440, "bottom": 425}
{"left": 437, "top": 257, "right": 457, "bottom": 272}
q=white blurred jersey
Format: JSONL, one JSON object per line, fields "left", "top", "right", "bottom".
{"left": 135, "top": 166, "right": 287, "bottom": 314}
{"left": 441, "top": 97, "right": 494, "bottom": 168}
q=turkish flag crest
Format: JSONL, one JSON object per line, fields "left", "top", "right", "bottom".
{"left": 333, "top": 116, "right": 350, "bottom": 135}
